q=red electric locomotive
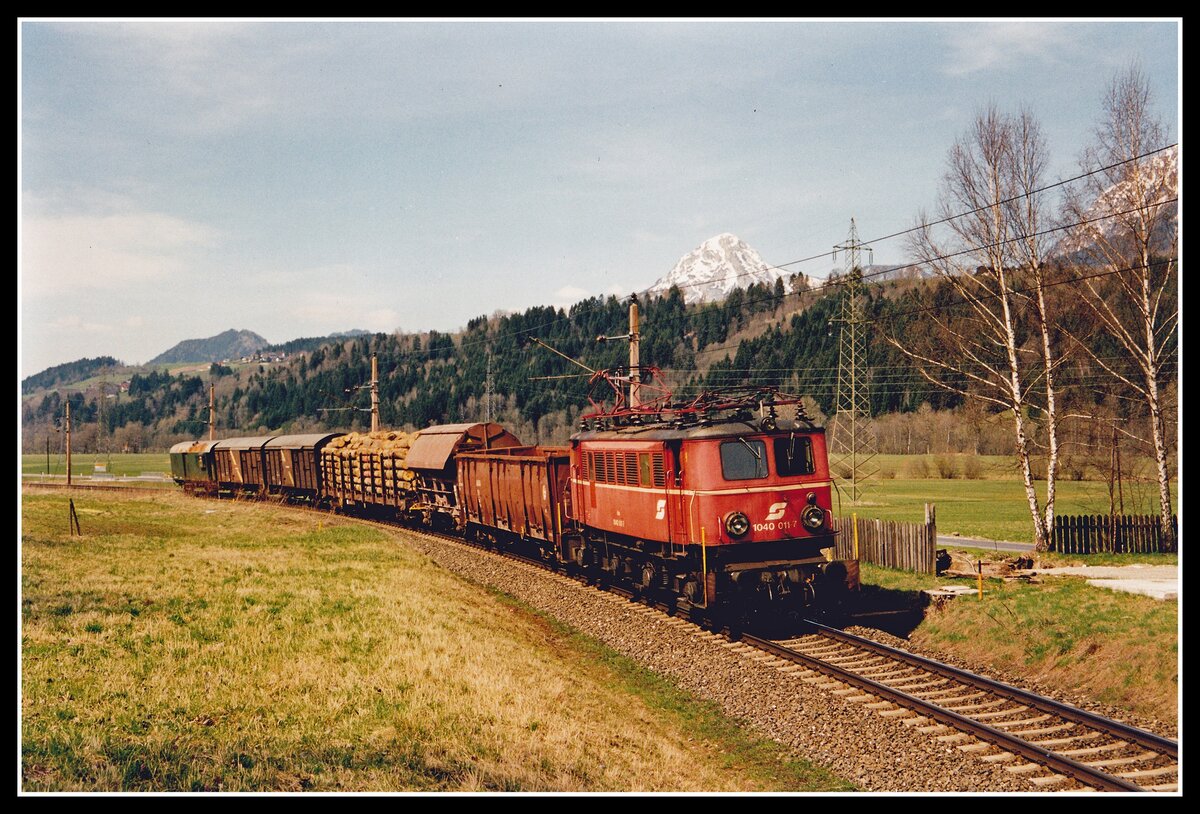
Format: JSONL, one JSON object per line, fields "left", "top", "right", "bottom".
{"left": 560, "top": 382, "right": 854, "bottom": 617}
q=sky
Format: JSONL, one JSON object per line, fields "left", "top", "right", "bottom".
{"left": 19, "top": 19, "right": 1180, "bottom": 377}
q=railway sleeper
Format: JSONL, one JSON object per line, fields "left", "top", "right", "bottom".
{"left": 1085, "top": 751, "right": 1161, "bottom": 769}
{"left": 980, "top": 751, "right": 1018, "bottom": 764}
{"left": 822, "top": 655, "right": 885, "bottom": 668}
{"left": 794, "top": 642, "right": 845, "bottom": 654}
{"left": 884, "top": 677, "right": 950, "bottom": 692}
{"left": 1055, "top": 740, "right": 1129, "bottom": 758}
{"left": 1028, "top": 774, "right": 1072, "bottom": 788}
{"left": 1116, "top": 765, "right": 1178, "bottom": 780}
{"left": 1006, "top": 723, "right": 1078, "bottom": 738}
{"left": 939, "top": 698, "right": 1012, "bottom": 714}
{"left": 989, "top": 714, "right": 1054, "bottom": 731}
{"left": 970, "top": 705, "right": 1031, "bottom": 721}
{"left": 853, "top": 664, "right": 919, "bottom": 678}
{"left": 1027, "top": 733, "right": 1104, "bottom": 749}
{"left": 912, "top": 687, "right": 984, "bottom": 701}
{"left": 865, "top": 667, "right": 924, "bottom": 681}
{"left": 1004, "top": 762, "right": 1047, "bottom": 775}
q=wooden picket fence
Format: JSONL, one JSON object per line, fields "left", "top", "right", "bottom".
{"left": 1051, "top": 513, "right": 1178, "bottom": 554}
{"left": 833, "top": 504, "right": 937, "bottom": 574}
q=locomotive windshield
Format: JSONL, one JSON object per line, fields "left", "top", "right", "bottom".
{"left": 774, "top": 436, "right": 815, "bottom": 476}
{"left": 720, "top": 439, "right": 768, "bottom": 480}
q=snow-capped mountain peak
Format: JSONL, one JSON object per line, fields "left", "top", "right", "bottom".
{"left": 1057, "top": 145, "right": 1178, "bottom": 258}
{"left": 645, "top": 233, "right": 785, "bottom": 304}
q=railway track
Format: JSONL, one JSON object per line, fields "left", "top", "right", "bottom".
{"left": 375, "top": 518, "right": 1180, "bottom": 793}
{"left": 31, "top": 484, "right": 1177, "bottom": 792}
{"left": 756, "top": 623, "right": 1178, "bottom": 792}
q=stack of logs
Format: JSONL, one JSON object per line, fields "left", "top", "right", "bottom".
{"left": 322, "top": 431, "right": 418, "bottom": 504}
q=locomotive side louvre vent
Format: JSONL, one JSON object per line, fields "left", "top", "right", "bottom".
{"left": 623, "top": 453, "right": 639, "bottom": 486}
{"left": 584, "top": 449, "right": 667, "bottom": 488}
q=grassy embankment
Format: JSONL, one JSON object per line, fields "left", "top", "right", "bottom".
{"left": 20, "top": 488, "right": 851, "bottom": 792}
{"left": 856, "top": 564, "right": 1178, "bottom": 724}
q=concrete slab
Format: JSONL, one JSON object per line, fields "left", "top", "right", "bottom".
{"left": 1023, "top": 564, "right": 1178, "bottom": 601}
{"left": 1084, "top": 579, "right": 1177, "bottom": 601}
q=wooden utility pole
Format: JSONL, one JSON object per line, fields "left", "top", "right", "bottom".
{"left": 628, "top": 294, "right": 641, "bottom": 408}
{"left": 209, "top": 383, "right": 216, "bottom": 441}
{"left": 65, "top": 400, "right": 72, "bottom": 487}
{"left": 370, "top": 355, "right": 380, "bottom": 433}
{"left": 485, "top": 352, "right": 494, "bottom": 423}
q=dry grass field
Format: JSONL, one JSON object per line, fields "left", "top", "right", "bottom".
{"left": 20, "top": 488, "right": 850, "bottom": 792}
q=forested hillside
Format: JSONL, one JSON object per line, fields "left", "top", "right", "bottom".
{"left": 21, "top": 356, "right": 122, "bottom": 396}
{"left": 19, "top": 271, "right": 1176, "bottom": 468}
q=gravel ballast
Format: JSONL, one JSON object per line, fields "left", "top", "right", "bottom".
{"left": 396, "top": 529, "right": 1046, "bottom": 793}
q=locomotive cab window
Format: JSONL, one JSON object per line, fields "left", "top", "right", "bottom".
{"left": 774, "top": 436, "right": 815, "bottom": 476}
{"left": 720, "top": 439, "right": 768, "bottom": 480}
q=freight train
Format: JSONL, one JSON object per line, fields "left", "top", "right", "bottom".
{"left": 170, "top": 383, "right": 858, "bottom": 620}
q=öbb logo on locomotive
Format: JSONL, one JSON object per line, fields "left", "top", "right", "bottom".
{"left": 170, "top": 382, "right": 858, "bottom": 618}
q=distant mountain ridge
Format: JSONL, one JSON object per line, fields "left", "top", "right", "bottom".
{"left": 149, "top": 329, "right": 270, "bottom": 365}
{"left": 645, "top": 233, "right": 786, "bottom": 305}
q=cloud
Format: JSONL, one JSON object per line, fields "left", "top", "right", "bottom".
{"left": 942, "top": 22, "right": 1071, "bottom": 76}
{"left": 21, "top": 211, "right": 217, "bottom": 297}
{"left": 285, "top": 279, "right": 400, "bottom": 334}
{"left": 48, "top": 314, "right": 114, "bottom": 333}
{"left": 553, "top": 285, "right": 591, "bottom": 302}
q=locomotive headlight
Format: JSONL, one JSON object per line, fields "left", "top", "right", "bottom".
{"left": 725, "top": 511, "right": 750, "bottom": 538}
{"left": 801, "top": 505, "right": 826, "bottom": 531}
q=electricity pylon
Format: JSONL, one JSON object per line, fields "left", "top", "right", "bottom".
{"left": 829, "top": 218, "right": 879, "bottom": 503}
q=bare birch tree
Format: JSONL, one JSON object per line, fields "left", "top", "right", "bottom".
{"left": 1061, "top": 66, "right": 1178, "bottom": 544}
{"left": 889, "top": 106, "right": 1060, "bottom": 550}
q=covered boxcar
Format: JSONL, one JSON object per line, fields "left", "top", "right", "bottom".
{"left": 169, "top": 440, "right": 219, "bottom": 493}
{"left": 263, "top": 433, "right": 345, "bottom": 499}
{"left": 212, "top": 435, "right": 275, "bottom": 493}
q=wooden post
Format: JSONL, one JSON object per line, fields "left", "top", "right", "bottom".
{"left": 925, "top": 502, "right": 936, "bottom": 575}
{"left": 69, "top": 499, "right": 81, "bottom": 536}
{"left": 209, "top": 383, "right": 216, "bottom": 441}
